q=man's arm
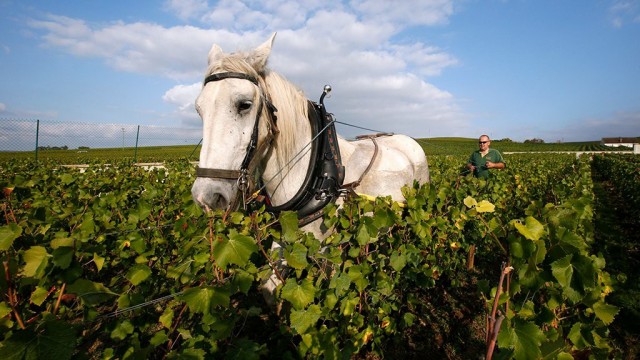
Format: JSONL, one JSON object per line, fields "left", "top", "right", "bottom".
{"left": 485, "top": 161, "right": 505, "bottom": 169}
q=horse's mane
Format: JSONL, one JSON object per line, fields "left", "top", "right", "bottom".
{"left": 205, "top": 52, "right": 310, "bottom": 173}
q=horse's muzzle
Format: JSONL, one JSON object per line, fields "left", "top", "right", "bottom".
{"left": 191, "top": 178, "right": 234, "bottom": 211}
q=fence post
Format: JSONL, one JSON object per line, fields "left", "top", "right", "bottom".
{"left": 134, "top": 125, "right": 140, "bottom": 163}
{"left": 35, "top": 119, "right": 40, "bottom": 162}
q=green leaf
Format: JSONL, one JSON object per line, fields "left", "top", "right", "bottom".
{"left": 93, "top": 253, "right": 105, "bottom": 271}
{"left": 51, "top": 236, "right": 74, "bottom": 249}
{"left": 556, "top": 352, "right": 574, "bottom": 360}
{"left": 513, "top": 216, "right": 545, "bottom": 241}
{"left": 30, "top": 286, "right": 50, "bottom": 306}
{"left": 373, "top": 208, "right": 394, "bottom": 229}
{"left": 592, "top": 301, "right": 619, "bottom": 325}
{"left": 281, "top": 278, "right": 315, "bottom": 310}
{"left": 284, "top": 243, "right": 308, "bottom": 270}
{"left": 356, "top": 225, "right": 370, "bottom": 246}
{"left": 111, "top": 320, "right": 135, "bottom": 340}
{"left": 160, "top": 308, "right": 174, "bottom": 329}
{"left": 60, "top": 173, "right": 75, "bottom": 185}
{"left": 149, "top": 331, "right": 168, "bottom": 347}
{"left": 476, "top": 200, "right": 495, "bottom": 213}
{"left": 463, "top": 196, "right": 477, "bottom": 208}
{"left": 137, "top": 200, "right": 152, "bottom": 221}
{"left": 551, "top": 254, "right": 573, "bottom": 289}
{"left": 498, "top": 319, "right": 545, "bottom": 360}
{"left": 181, "top": 286, "right": 229, "bottom": 315}
{"left": 52, "top": 247, "right": 74, "bottom": 269}
{"left": 212, "top": 229, "right": 257, "bottom": 270}
{"left": 0, "top": 223, "right": 22, "bottom": 250}
{"left": 567, "top": 323, "right": 594, "bottom": 350}
{"left": 0, "top": 318, "right": 76, "bottom": 360}
{"left": 67, "top": 279, "right": 117, "bottom": 306}
{"left": 390, "top": 251, "right": 407, "bottom": 272}
{"left": 290, "top": 304, "right": 322, "bottom": 334}
{"left": 280, "top": 211, "right": 299, "bottom": 243}
{"left": 125, "top": 264, "right": 152, "bottom": 285}
{"left": 557, "top": 227, "right": 586, "bottom": 252}
{"left": 21, "top": 246, "right": 49, "bottom": 279}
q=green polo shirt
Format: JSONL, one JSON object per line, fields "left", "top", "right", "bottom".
{"left": 467, "top": 148, "right": 505, "bottom": 178}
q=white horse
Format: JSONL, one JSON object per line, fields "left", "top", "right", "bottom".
{"left": 191, "top": 34, "right": 429, "bottom": 235}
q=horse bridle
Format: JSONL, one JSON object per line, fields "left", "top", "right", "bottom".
{"left": 195, "top": 71, "right": 345, "bottom": 225}
{"left": 195, "top": 72, "right": 278, "bottom": 209}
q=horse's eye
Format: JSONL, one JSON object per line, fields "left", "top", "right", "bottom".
{"left": 238, "top": 100, "right": 252, "bottom": 112}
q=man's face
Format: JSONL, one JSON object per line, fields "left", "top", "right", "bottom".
{"left": 479, "top": 137, "right": 490, "bottom": 151}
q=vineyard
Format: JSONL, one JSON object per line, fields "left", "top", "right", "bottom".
{"left": 0, "top": 137, "right": 633, "bottom": 163}
{"left": 0, "top": 150, "right": 638, "bottom": 359}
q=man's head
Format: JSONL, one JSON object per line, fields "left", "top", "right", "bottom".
{"left": 478, "top": 135, "right": 490, "bottom": 151}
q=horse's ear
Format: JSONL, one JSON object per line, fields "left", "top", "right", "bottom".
{"left": 249, "top": 33, "right": 276, "bottom": 72}
{"left": 208, "top": 44, "right": 224, "bottom": 65}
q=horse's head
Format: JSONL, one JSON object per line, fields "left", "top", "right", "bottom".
{"left": 192, "top": 34, "right": 278, "bottom": 211}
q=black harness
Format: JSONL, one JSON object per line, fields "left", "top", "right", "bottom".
{"left": 195, "top": 72, "right": 344, "bottom": 225}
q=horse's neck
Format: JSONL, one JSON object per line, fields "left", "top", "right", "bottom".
{"left": 261, "top": 103, "right": 313, "bottom": 206}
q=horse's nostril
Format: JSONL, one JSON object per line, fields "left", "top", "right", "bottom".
{"left": 212, "top": 194, "right": 228, "bottom": 209}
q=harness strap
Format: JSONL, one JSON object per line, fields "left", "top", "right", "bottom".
{"left": 342, "top": 136, "right": 381, "bottom": 191}
{"left": 203, "top": 72, "right": 259, "bottom": 86}
{"left": 195, "top": 167, "right": 241, "bottom": 179}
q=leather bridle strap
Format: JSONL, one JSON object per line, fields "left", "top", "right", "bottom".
{"left": 203, "top": 72, "right": 259, "bottom": 86}
{"left": 195, "top": 167, "right": 241, "bottom": 179}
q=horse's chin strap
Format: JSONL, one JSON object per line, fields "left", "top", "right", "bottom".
{"left": 195, "top": 72, "right": 279, "bottom": 211}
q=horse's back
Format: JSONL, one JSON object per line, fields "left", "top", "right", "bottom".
{"left": 338, "top": 134, "right": 429, "bottom": 201}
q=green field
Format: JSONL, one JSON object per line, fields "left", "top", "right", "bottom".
{"left": 418, "top": 137, "right": 631, "bottom": 156}
{"left": 0, "top": 137, "right": 632, "bottom": 164}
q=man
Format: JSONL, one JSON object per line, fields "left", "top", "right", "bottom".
{"left": 466, "top": 135, "right": 505, "bottom": 178}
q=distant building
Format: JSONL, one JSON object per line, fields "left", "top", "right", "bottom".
{"left": 601, "top": 137, "right": 640, "bottom": 148}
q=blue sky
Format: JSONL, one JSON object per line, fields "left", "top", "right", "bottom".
{"left": 1, "top": 0, "right": 639, "bottom": 147}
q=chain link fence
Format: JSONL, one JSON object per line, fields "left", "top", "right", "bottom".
{"left": 1, "top": 119, "right": 203, "bottom": 161}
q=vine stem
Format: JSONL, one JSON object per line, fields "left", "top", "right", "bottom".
{"left": 3, "top": 261, "right": 26, "bottom": 329}
{"left": 477, "top": 215, "right": 508, "bottom": 255}
{"left": 53, "top": 283, "right": 66, "bottom": 315}
{"left": 2, "top": 189, "right": 18, "bottom": 224}
{"left": 486, "top": 262, "right": 513, "bottom": 360}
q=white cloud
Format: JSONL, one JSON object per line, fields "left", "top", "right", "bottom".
{"left": 608, "top": 0, "right": 640, "bottom": 27}
{"left": 164, "top": 0, "right": 208, "bottom": 21}
{"left": 162, "top": 82, "right": 201, "bottom": 126}
{"left": 0, "top": 103, "right": 6, "bottom": 112}
{"left": 350, "top": 0, "right": 454, "bottom": 26}
{"left": 26, "top": 0, "right": 462, "bottom": 138}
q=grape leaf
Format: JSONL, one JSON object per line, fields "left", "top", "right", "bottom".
{"left": 290, "top": 304, "right": 322, "bottom": 334}
{"left": 281, "top": 278, "right": 315, "bottom": 310}
{"left": 0, "top": 224, "right": 22, "bottom": 250}
{"left": 212, "top": 229, "right": 257, "bottom": 270}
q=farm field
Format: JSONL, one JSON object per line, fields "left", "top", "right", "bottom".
{"left": 0, "top": 137, "right": 633, "bottom": 164}
{"left": 0, "top": 144, "right": 638, "bottom": 359}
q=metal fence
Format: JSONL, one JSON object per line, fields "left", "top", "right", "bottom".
{"left": 1, "top": 118, "right": 202, "bottom": 158}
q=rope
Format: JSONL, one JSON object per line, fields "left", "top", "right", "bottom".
{"left": 335, "top": 120, "right": 391, "bottom": 135}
